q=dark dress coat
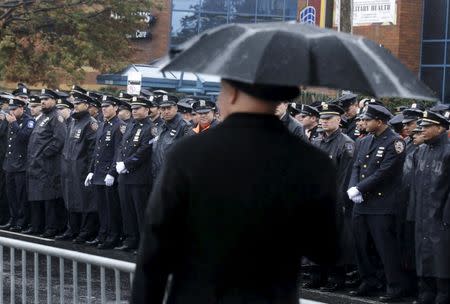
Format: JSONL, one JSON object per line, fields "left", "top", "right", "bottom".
{"left": 349, "top": 127, "right": 406, "bottom": 215}
{"left": 313, "top": 129, "right": 355, "bottom": 265}
{"left": 280, "top": 112, "right": 306, "bottom": 140}
{"left": 27, "top": 107, "right": 66, "bottom": 201}
{"left": 132, "top": 113, "right": 338, "bottom": 304}
{"left": 90, "top": 116, "right": 125, "bottom": 185}
{"left": 410, "top": 132, "right": 450, "bottom": 278}
{"left": 61, "top": 111, "right": 97, "bottom": 212}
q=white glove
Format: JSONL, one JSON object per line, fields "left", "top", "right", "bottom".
{"left": 116, "top": 161, "right": 128, "bottom": 174}
{"left": 352, "top": 194, "right": 364, "bottom": 204}
{"left": 104, "top": 174, "right": 115, "bottom": 187}
{"left": 347, "top": 187, "right": 361, "bottom": 200}
{"left": 84, "top": 173, "right": 94, "bottom": 187}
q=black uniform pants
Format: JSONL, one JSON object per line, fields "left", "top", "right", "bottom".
{"left": 5, "top": 172, "right": 28, "bottom": 228}
{"left": 68, "top": 212, "right": 98, "bottom": 239}
{"left": 419, "top": 277, "right": 450, "bottom": 304}
{"left": 94, "top": 185, "right": 122, "bottom": 243}
{"left": 30, "top": 199, "right": 66, "bottom": 233}
{"left": 118, "top": 183, "right": 150, "bottom": 247}
{"left": 0, "top": 169, "right": 10, "bottom": 224}
{"left": 353, "top": 214, "right": 407, "bottom": 294}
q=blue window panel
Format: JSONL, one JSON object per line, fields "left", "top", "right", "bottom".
{"left": 200, "top": 13, "right": 228, "bottom": 32}
{"left": 229, "top": 0, "right": 257, "bottom": 15}
{"left": 423, "top": 0, "right": 446, "bottom": 39}
{"left": 285, "top": 0, "right": 298, "bottom": 17}
{"left": 421, "top": 67, "right": 444, "bottom": 100}
{"left": 300, "top": 7, "right": 316, "bottom": 24}
{"left": 200, "top": 0, "right": 228, "bottom": 13}
{"left": 171, "top": 11, "right": 199, "bottom": 45}
{"left": 444, "top": 69, "right": 450, "bottom": 101}
{"left": 257, "top": 0, "right": 284, "bottom": 16}
{"left": 421, "top": 42, "right": 445, "bottom": 65}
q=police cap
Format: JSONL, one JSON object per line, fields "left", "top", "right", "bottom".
{"left": 402, "top": 103, "right": 424, "bottom": 124}
{"left": 130, "top": 96, "right": 152, "bottom": 109}
{"left": 119, "top": 92, "right": 133, "bottom": 101}
{"left": 419, "top": 111, "right": 450, "bottom": 128}
{"left": 192, "top": 99, "right": 215, "bottom": 114}
{"left": 118, "top": 99, "right": 132, "bottom": 112}
{"left": 301, "top": 104, "right": 320, "bottom": 117}
{"left": 71, "top": 92, "right": 94, "bottom": 105}
{"left": 71, "top": 85, "right": 87, "bottom": 94}
{"left": 7, "top": 97, "right": 26, "bottom": 110}
{"left": 101, "top": 95, "right": 120, "bottom": 107}
{"left": 12, "top": 87, "right": 29, "bottom": 97}
{"left": 429, "top": 103, "right": 450, "bottom": 114}
{"left": 389, "top": 114, "right": 404, "bottom": 127}
{"left": 55, "top": 97, "right": 74, "bottom": 110}
{"left": 140, "top": 89, "right": 153, "bottom": 99}
{"left": 177, "top": 100, "right": 193, "bottom": 114}
{"left": 28, "top": 95, "right": 41, "bottom": 105}
{"left": 361, "top": 104, "right": 393, "bottom": 122}
{"left": 156, "top": 94, "right": 179, "bottom": 107}
{"left": 39, "top": 89, "right": 59, "bottom": 100}
{"left": 336, "top": 93, "right": 358, "bottom": 109}
{"left": 318, "top": 102, "right": 345, "bottom": 118}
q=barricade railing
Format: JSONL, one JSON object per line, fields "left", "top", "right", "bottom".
{"left": 0, "top": 236, "right": 136, "bottom": 304}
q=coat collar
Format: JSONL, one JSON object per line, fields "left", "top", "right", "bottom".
{"left": 222, "top": 113, "right": 284, "bottom": 130}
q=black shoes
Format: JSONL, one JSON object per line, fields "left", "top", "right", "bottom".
{"left": 55, "top": 232, "right": 75, "bottom": 241}
{"left": 0, "top": 221, "right": 12, "bottom": 230}
{"left": 40, "top": 229, "right": 58, "bottom": 239}
{"left": 22, "top": 228, "right": 40, "bottom": 235}
{"left": 9, "top": 226, "right": 22, "bottom": 233}
{"left": 72, "top": 237, "right": 87, "bottom": 245}
{"left": 379, "top": 291, "right": 407, "bottom": 303}
{"left": 114, "top": 244, "right": 137, "bottom": 252}
{"left": 320, "top": 281, "right": 345, "bottom": 292}
{"left": 86, "top": 238, "right": 101, "bottom": 246}
{"left": 302, "top": 280, "right": 323, "bottom": 289}
{"left": 349, "top": 282, "right": 383, "bottom": 297}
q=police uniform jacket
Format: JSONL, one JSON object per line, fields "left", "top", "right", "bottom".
{"left": 152, "top": 113, "right": 190, "bottom": 180}
{"left": 90, "top": 116, "right": 125, "bottom": 185}
{"left": 307, "top": 125, "right": 321, "bottom": 142}
{"left": 280, "top": 112, "right": 305, "bottom": 140}
{"left": 402, "top": 137, "right": 419, "bottom": 222}
{"left": 151, "top": 116, "right": 164, "bottom": 136}
{"left": 61, "top": 111, "right": 97, "bottom": 212}
{"left": 349, "top": 127, "right": 406, "bottom": 214}
{"left": 410, "top": 132, "right": 450, "bottom": 278}
{"left": 117, "top": 117, "right": 154, "bottom": 185}
{"left": 27, "top": 107, "right": 66, "bottom": 201}
{"left": 3, "top": 114, "right": 35, "bottom": 172}
{"left": 132, "top": 113, "right": 338, "bottom": 304}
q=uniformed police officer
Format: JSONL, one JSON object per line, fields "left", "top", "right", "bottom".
{"left": 313, "top": 103, "right": 355, "bottom": 292}
{"left": 275, "top": 101, "right": 305, "bottom": 140}
{"left": 177, "top": 98, "right": 195, "bottom": 124}
{"left": 55, "top": 96, "right": 74, "bottom": 127}
{"left": 2, "top": 97, "right": 35, "bottom": 232}
{"left": 300, "top": 104, "right": 321, "bottom": 142}
{"left": 28, "top": 96, "right": 43, "bottom": 120}
{"left": 86, "top": 92, "right": 104, "bottom": 123}
{"left": 148, "top": 96, "right": 164, "bottom": 134}
{"left": 58, "top": 92, "right": 98, "bottom": 244}
{"left": 337, "top": 94, "right": 360, "bottom": 141}
{"left": 0, "top": 95, "right": 11, "bottom": 226}
{"left": 26, "top": 89, "right": 67, "bottom": 237}
{"left": 348, "top": 104, "right": 408, "bottom": 301}
{"left": 152, "top": 94, "right": 190, "bottom": 180}
{"left": 118, "top": 93, "right": 133, "bottom": 123}
{"left": 187, "top": 99, "right": 218, "bottom": 135}
{"left": 115, "top": 96, "right": 154, "bottom": 251}
{"left": 84, "top": 95, "right": 125, "bottom": 249}
{"left": 402, "top": 104, "right": 424, "bottom": 155}
{"left": 410, "top": 111, "right": 450, "bottom": 304}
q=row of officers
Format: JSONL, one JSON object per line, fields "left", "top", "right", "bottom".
{"left": 0, "top": 85, "right": 450, "bottom": 304}
{"left": 0, "top": 84, "right": 219, "bottom": 253}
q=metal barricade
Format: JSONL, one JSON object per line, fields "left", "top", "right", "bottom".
{"left": 0, "top": 236, "right": 136, "bottom": 304}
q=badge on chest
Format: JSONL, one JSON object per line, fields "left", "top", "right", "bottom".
{"left": 133, "top": 128, "right": 142, "bottom": 142}
{"left": 39, "top": 117, "right": 50, "bottom": 127}
{"left": 105, "top": 130, "right": 111, "bottom": 142}
{"left": 170, "top": 129, "right": 177, "bottom": 137}
{"left": 73, "top": 128, "right": 82, "bottom": 139}
{"left": 376, "top": 146, "right": 385, "bottom": 158}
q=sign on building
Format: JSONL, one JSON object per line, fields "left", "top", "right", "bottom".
{"left": 334, "top": 0, "right": 397, "bottom": 26}
{"left": 127, "top": 72, "right": 142, "bottom": 96}
{"left": 297, "top": 0, "right": 327, "bottom": 27}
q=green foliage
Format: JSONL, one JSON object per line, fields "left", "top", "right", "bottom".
{"left": 0, "top": 0, "right": 156, "bottom": 87}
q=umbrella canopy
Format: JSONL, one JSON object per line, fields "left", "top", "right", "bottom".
{"left": 162, "top": 22, "right": 436, "bottom": 101}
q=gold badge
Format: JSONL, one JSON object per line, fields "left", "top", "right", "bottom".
{"left": 394, "top": 140, "right": 405, "bottom": 154}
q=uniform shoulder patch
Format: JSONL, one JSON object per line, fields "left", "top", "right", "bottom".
{"left": 90, "top": 122, "right": 98, "bottom": 131}
{"left": 394, "top": 139, "right": 405, "bottom": 154}
{"left": 345, "top": 142, "right": 355, "bottom": 156}
{"left": 27, "top": 120, "right": 35, "bottom": 129}
{"left": 57, "top": 115, "right": 64, "bottom": 123}
{"left": 120, "top": 124, "right": 126, "bottom": 134}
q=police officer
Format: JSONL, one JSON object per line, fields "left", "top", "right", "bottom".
{"left": 28, "top": 96, "right": 43, "bottom": 120}
{"left": 300, "top": 104, "right": 321, "bottom": 142}
{"left": 2, "top": 97, "right": 35, "bottom": 232}
{"left": 187, "top": 99, "right": 218, "bottom": 135}
{"left": 313, "top": 103, "right": 355, "bottom": 292}
{"left": 149, "top": 95, "right": 163, "bottom": 133}
{"left": 115, "top": 96, "right": 154, "bottom": 251}
{"left": 402, "top": 104, "right": 424, "bottom": 154}
{"left": 26, "top": 89, "right": 67, "bottom": 237}
{"left": 152, "top": 94, "right": 190, "bottom": 180}
{"left": 288, "top": 102, "right": 302, "bottom": 122}
{"left": 348, "top": 104, "right": 408, "bottom": 301}
{"left": 55, "top": 96, "right": 74, "bottom": 127}
{"left": 410, "top": 111, "right": 450, "bottom": 304}
{"left": 58, "top": 92, "right": 98, "bottom": 244}
{"left": 0, "top": 95, "right": 11, "bottom": 227}
{"left": 118, "top": 93, "right": 133, "bottom": 123}
{"left": 275, "top": 101, "right": 305, "bottom": 140}
{"left": 177, "top": 98, "right": 195, "bottom": 124}
{"left": 86, "top": 92, "right": 104, "bottom": 123}
{"left": 84, "top": 95, "right": 125, "bottom": 249}
{"left": 338, "top": 94, "right": 359, "bottom": 141}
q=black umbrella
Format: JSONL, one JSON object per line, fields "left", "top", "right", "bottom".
{"left": 162, "top": 22, "right": 436, "bottom": 101}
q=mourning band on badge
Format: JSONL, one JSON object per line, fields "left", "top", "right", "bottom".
{"left": 394, "top": 140, "right": 405, "bottom": 154}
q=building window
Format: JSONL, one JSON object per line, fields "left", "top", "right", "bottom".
{"left": 171, "top": 0, "right": 298, "bottom": 46}
{"left": 420, "top": 0, "right": 450, "bottom": 101}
